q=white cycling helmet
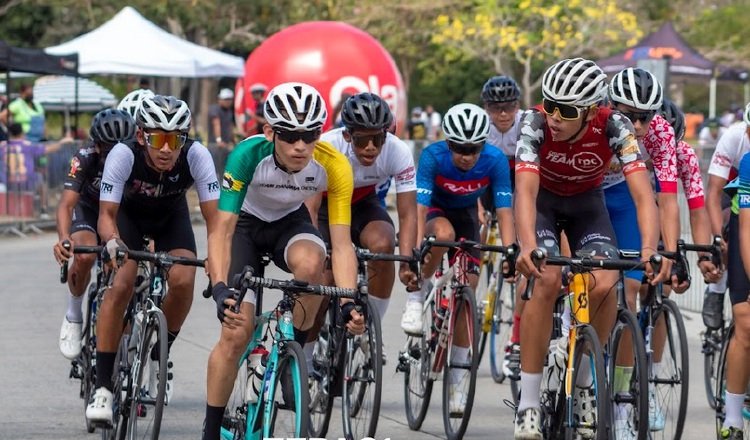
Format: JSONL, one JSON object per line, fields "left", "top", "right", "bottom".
{"left": 442, "top": 103, "right": 490, "bottom": 144}
{"left": 609, "top": 68, "right": 663, "bottom": 111}
{"left": 744, "top": 102, "right": 750, "bottom": 125}
{"left": 263, "top": 82, "right": 327, "bottom": 131}
{"left": 117, "top": 89, "right": 155, "bottom": 120}
{"left": 137, "top": 95, "right": 191, "bottom": 132}
{"left": 542, "top": 58, "right": 607, "bottom": 107}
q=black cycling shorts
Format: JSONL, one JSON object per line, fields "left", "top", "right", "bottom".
{"left": 727, "top": 213, "right": 750, "bottom": 305}
{"left": 535, "top": 187, "right": 618, "bottom": 258}
{"left": 426, "top": 204, "right": 480, "bottom": 273}
{"left": 117, "top": 196, "right": 196, "bottom": 253}
{"left": 318, "top": 193, "right": 393, "bottom": 248}
{"left": 230, "top": 205, "right": 325, "bottom": 279}
{"left": 71, "top": 201, "right": 98, "bottom": 236}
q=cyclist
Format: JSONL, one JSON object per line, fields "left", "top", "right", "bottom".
{"left": 400, "top": 102, "right": 515, "bottom": 415}
{"left": 86, "top": 95, "right": 220, "bottom": 424}
{"left": 202, "top": 82, "right": 364, "bottom": 440}
{"left": 513, "top": 58, "right": 666, "bottom": 440}
{"left": 53, "top": 109, "right": 136, "bottom": 360}
{"left": 117, "top": 88, "right": 155, "bottom": 120}
{"left": 707, "top": 102, "right": 750, "bottom": 440}
{"left": 318, "top": 92, "right": 418, "bottom": 331}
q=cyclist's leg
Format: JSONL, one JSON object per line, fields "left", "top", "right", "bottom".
{"left": 204, "top": 212, "right": 260, "bottom": 440}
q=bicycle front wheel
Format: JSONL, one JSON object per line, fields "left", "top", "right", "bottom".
{"left": 402, "top": 298, "right": 434, "bottom": 430}
{"left": 342, "top": 309, "right": 383, "bottom": 438}
{"left": 704, "top": 328, "right": 722, "bottom": 410}
{"left": 649, "top": 299, "right": 688, "bottom": 440}
{"left": 442, "top": 286, "right": 479, "bottom": 440}
{"left": 264, "top": 340, "right": 310, "bottom": 437}
{"left": 124, "top": 310, "right": 168, "bottom": 440}
{"left": 309, "top": 323, "right": 338, "bottom": 437}
{"left": 565, "top": 324, "right": 609, "bottom": 440}
{"left": 489, "top": 281, "right": 515, "bottom": 384}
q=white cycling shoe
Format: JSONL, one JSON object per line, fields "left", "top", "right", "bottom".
{"left": 86, "top": 387, "right": 113, "bottom": 424}
{"left": 59, "top": 316, "right": 82, "bottom": 360}
{"left": 400, "top": 301, "right": 424, "bottom": 335}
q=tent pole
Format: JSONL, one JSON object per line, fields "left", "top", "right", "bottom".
{"left": 5, "top": 69, "right": 9, "bottom": 214}
{"left": 709, "top": 77, "right": 717, "bottom": 119}
{"left": 74, "top": 74, "right": 79, "bottom": 135}
{"left": 745, "top": 81, "right": 749, "bottom": 106}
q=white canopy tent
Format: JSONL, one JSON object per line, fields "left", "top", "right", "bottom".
{"left": 34, "top": 75, "right": 116, "bottom": 111}
{"left": 45, "top": 6, "right": 244, "bottom": 78}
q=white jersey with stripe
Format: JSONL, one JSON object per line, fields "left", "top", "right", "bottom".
{"left": 486, "top": 111, "right": 524, "bottom": 158}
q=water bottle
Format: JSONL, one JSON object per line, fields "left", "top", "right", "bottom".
{"left": 245, "top": 345, "right": 269, "bottom": 403}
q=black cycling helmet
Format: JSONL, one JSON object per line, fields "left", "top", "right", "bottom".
{"left": 659, "top": 98, "right": 686, "bottom": 142}
{"left": 481, "top": 75, "right": 521, "bottom": 103}
{"left": 90, "top": 108, "right": 136, "bottom": 145}
{"left": 341, "top": 92, "right": 393, "bottom": 131}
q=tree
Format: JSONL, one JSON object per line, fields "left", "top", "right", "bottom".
{"left": 681, "top": 2, "right": 750, "bottom": 71}
{"left": 432, "top": 0, "right": 642, "bottom": 106}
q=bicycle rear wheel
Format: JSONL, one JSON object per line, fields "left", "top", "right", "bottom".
{"left": 123, "top": 310, "right": 168, "bottom": 440}
{"left": 713, "top": 323, "right": 733, "bottom": 438}
{"left": 649, "top": 299, "right": 688, "bottom": 440}
{"left": 565, "top": 324, "right": 609, "bottom": 440}
{"left": 264, "top": 340, "right": 310, "bottom": 437}
{"left": 489, "top": 281, "right": 515, "bottom": 384}
{"left": 342, "top": 309, "right": 383, "bottom": 438}
{"left": 309, "top": 323, "right": 338, "bottom": 437}
{"left": 704, "top": 327, "right": 722, "bottom": 410}
{"left": 476, "top": 254, "right": 496, "bottom": 363}
{"left": 442, "top": 286, "right": 479, "bottom": 440}
{"left": 608, "top": 308, "right": 648, "bottom": 439}
{"left": 402, "top": 298, "right": 434, "bottom": 430}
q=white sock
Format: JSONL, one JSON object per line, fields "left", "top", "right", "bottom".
{"left": 368, "top": 296, "right": 390, "bottom": 323}
{"left": 66, "top": 293, "right": 84, "bottom": 323}
{"left": 723, "top": 391, "right": 745, "bottom": 429}
{"left": 576, "top": 354, "right": 592, "bottom": 387}
{"left": 709, "top": 272, "right": 727, "bottom": 293}
{"left": 407, "top": 291, "right": 424, "bottom": 303}
{"left": 449, "top": 346, "right": 471, "bottom": 384}
{"left": 561, "top": 296, "right": 571, "bottom": 336}
{"left": 303, "top": 342, "right": 315, "bottom": 374}
{"left": 517, "top": 372, "right": 542, "bottom": 413}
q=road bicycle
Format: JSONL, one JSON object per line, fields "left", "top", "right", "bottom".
{"left": 713, "top": 321, "right": 750, "bottom": 438}
{"left": 215, "top": 261, "right": 358, "bottom": 440}
{"left": 397, "top": 236, "right": 515, "bottom": 440}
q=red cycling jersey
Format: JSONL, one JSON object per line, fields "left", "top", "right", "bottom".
{"left": 676, "top": 139, "right": 705, "bottom": 209}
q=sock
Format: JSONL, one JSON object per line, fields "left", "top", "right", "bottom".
{"left": 723, "top": 391, "right": 745, "bottom": 429}
{"left": 517, "top": 372, "right": 542, "bottom": 413}
{"left": 709, "top": 272, "right": 727, "bottom": 294}
{"left": 576, "top": 354, "right": 592, "bottom": 387}
{"left": 95, "top": 351, "right": 117, "bottom": 391}
{"left": 561, "top": 297, "right": 571, "bottom": 337}
{"left": 613, "top": 366, "right": 633, "bottom": 394}
{"left": 151, "top": 330, "right": 180, "bottom": 361}
{"left": 449, "top": 346, "right": 471, "bottom": 384}
{"left": 408, "top": 291, "right": 424, "bottom": 303}
{"left": 203, "top": 404, "right": 226, "bottom": 440}
{"left": 511, "top": 314, "right": 521, "bottom": 344}
{"left": 368, "top": 296, "right": 390, "bottom": 323}
{"left": 304, "top": 341, "right": 315, "bottom": 374}
{"left": 66, "top": 293, "right": 84, "bottom": 323}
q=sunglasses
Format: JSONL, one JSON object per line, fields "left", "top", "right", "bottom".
{"left": 274, "top": 129, "right": 321, "bottom": 144}
{"left": 486, "top": 101, "right": 519, "bottom": 114}
{"left": 448, "top": 140, "right": 483, "bottom": 156}
{"left": 619, "top": 110, "right": 656, "bottom": 125}
{"left": 144, "top": 132, "right": 187, "bottom": 151}
{"left": 350, "top": 131, "right": 386, "bottom": 149}
{"left": 542, "top": 99, "right": 591, "bottom": 121}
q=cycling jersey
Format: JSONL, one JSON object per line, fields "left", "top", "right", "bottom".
{"left": 738, "top": 153, "right": 750, "bottom": 210}
{"left": 218, "top": 134, "right": 353, "bottom": 225}
{"left": 676, "top": 140, "right": 705, "bottom": 210}
{"left": 708, "top": 122, "right": 750, "bottom": 180}
{"left": 416, "top": 141, "right": 512, "bottom": 210}
{"left": 602, "top": 113, "right": 678, "bottom": 193}
{"left": 516, "top": 107, "right": 646, "bottom": 196}
{"left": 100, "top": 140, "right": 219, "bottom": 213}
{"left": 320, "top": 128, "right": 416, "bottom": 202}
{"left": 486, "top": 111, "right": 525, "bottom": 159}
{"left": 63, "top": 144, "right": 104, "bottom": 208}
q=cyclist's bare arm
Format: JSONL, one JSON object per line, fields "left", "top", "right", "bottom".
{"left": 496, "top": 206, "right": 515, "bottom": 251}
{"left": 657, "top": 192, "right": 680, "bottom": 252}
{"left": 706, "top": 174, "right": 728, "bottom": 239}
{"left": 97, "top": 201, "right": 120, "bottom": 243}
{"left": 624, "top": 169, "right": 667, "bottom": 283}
{"left": 396, "top": 190, "right": 418, "bottom": 257}
{"left": 514, "top": 170, "right": 541, "bottom": 279}
{"left": 53, "top": 190, "right": 81, "bottom": 262}
{"left": 207, "top": 210, "right": 238, "bottom": 285}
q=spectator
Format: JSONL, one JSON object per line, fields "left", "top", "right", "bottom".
{"left": 7, "top": 84, "right": 45, "bottom": 142}
{"left": 698, "top": 118, "right": 727, "bottom": 149}
{"left": 407, "top": 106, "right": 427, "bottom": 140}
{"left": 424, "top": 104, "right": 442, "bottom": 141}
{"left": 208, "top": 88, "right": 237, "bottom": 178}
{"left": 244, "top": 83, "right": 267, "bottom": 135}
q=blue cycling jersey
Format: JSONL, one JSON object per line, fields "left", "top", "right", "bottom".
{"left": 738, "top": 153, "right": 750, "bottom": 209}
{"left": 416, "top": 141, "right": 512, "bottom": 209}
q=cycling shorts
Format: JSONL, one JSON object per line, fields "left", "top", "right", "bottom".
{"left": 536, "top": 187, "right": 618, "bottom": 258}
{"left": 71, "top": 201, "right": 98, "bottom": 236}
{"left": 727, "top": 212, "right": 750, "bottom": 305}
{"left": 318, "top": 193, "right": 393, "bottom": 248}
{"left": 118, "top": 197, "right": 196, "bottom": 254}
{"left": 426, "top": 204, "right": 480, "bottom": 274}
{"left": 604, "top": 181, "right": 642, "bottom": 281}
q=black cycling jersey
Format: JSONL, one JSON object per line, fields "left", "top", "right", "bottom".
{"left": 63, "top": 144, "right": 105, "bottom": 208}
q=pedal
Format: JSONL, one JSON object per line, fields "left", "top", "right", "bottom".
{"left": 396, "top": 351, "right": 410, "bottom": 373}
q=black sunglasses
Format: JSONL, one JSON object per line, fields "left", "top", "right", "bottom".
{"left": 619, "top": 110, "right": 656, "bottom": 125}
{"left": 350, "top": 131, "right": 386, "bottom": 149}
{"left": 542, "top": 98, "right": 590, "bottom": 120}
{"left": 447, "top": 140, "right": 483, "bottom": 156}
{"left": 274, "top": 129, "right": 321, "bottom": 144}
{"left": 486, "top": 101, "right": 519, "bottom": 114}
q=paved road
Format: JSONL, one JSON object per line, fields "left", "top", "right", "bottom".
{"left": 0, "top": 227, "right": 718, "bottom": 439}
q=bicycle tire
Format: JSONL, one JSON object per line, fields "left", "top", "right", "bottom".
{"left": 564, "top": 324, "right": 610, "bottom": 440}
{"left": 476, "top": 256, "right": 495, "bottom": 363}
{"left": 703, "top": 328, "right": 722, "bottom": 410}
{"left": 342, "top": 308, "right": 383, "bottom": 439}
{"left": 219, "top": 352, "right": 249, "bottom": 439}
{"left": 649, "top": 299, "right": 688, "bottom": 440}
{"left": 608, "top": 308, "right": 648, "bottom": 439}
{"left": 108, "top": 332, "right": 131, "bottom": 440}
{"left": 82, "top": 285, "right": 100, "bottom": 434}
{"left": 265, "top": 340, "right": 310, "bottom": 437}
{"left": 489, "top": 281, "right": 515, "bottom": 384}
{"left": 309, "top": 323, "right": 338, "bottom": 437}
{"left": 442, "top": 286, "right": 479, "bottom": 440}
{"left": 403, "top": 297, "right": 435, "bottom": 430}
{"left": 124, "top": 310, "right": 168, "bottom": 440}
